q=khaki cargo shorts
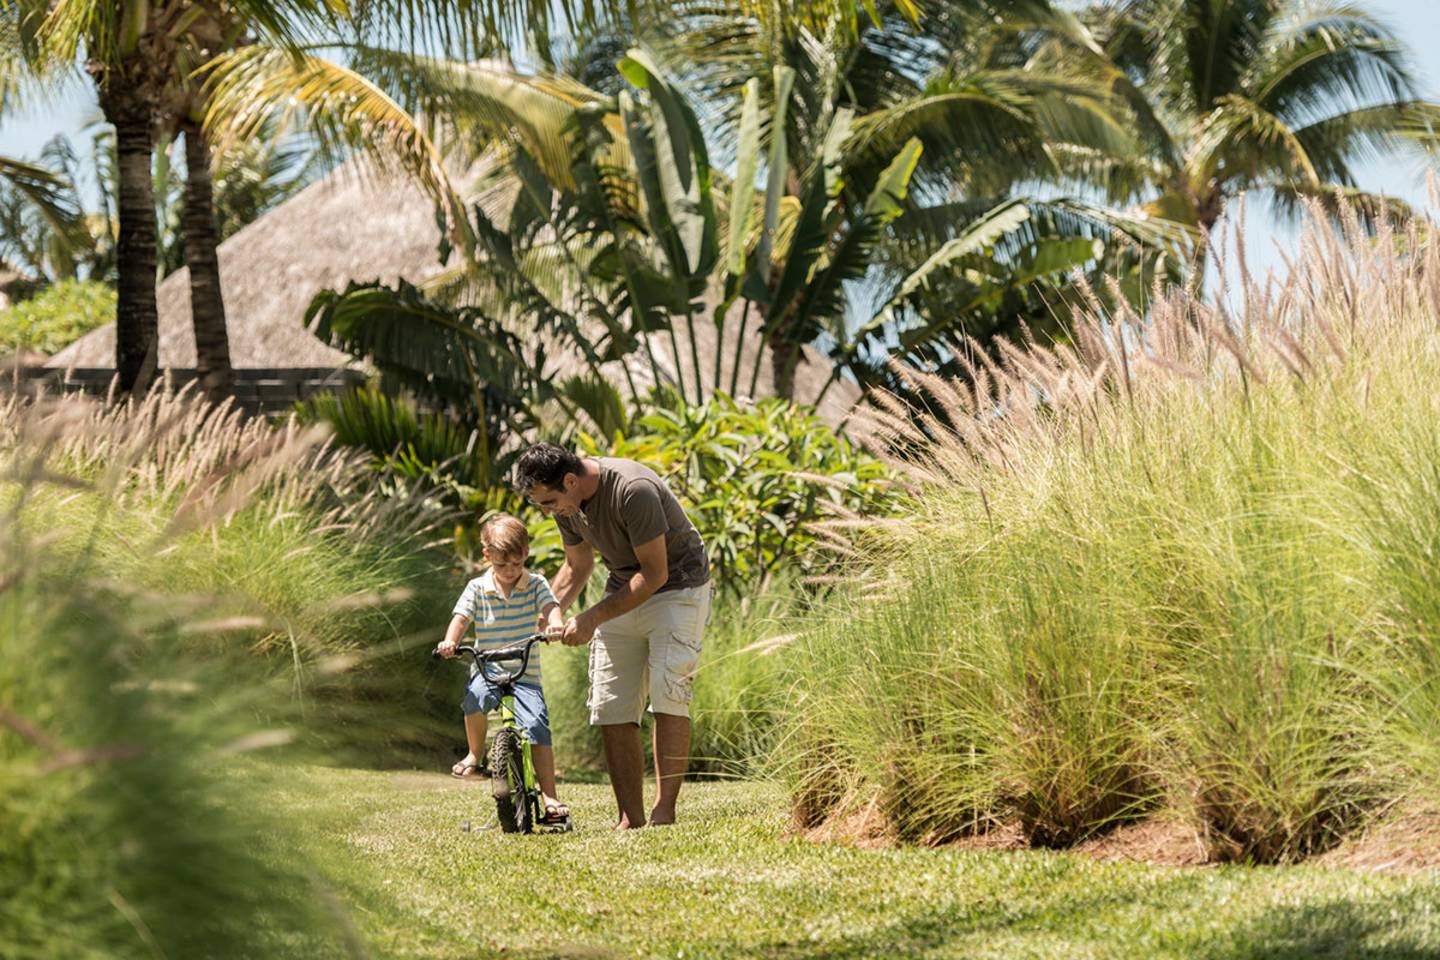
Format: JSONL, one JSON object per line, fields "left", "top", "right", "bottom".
{"left": 588, "top": 583, "right": 712, "bottom": 724}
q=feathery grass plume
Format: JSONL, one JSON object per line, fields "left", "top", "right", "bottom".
{"left": 1, "top": 398, "right": 363, "bottom": 956}
{"left": 1, "top": 384, "right": 461, "bottom": 768}
{"left": 783, "top": 192, "right": 1440, "bottom": 861}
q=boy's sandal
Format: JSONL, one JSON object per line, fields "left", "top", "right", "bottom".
{"left": 451, "top": 760, "right": 486, "bottom": 779}
{"left": 540, "top": 802, "right": 570, "bottom": 824}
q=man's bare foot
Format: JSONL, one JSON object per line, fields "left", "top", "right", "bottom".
{"left": 648, "top": 806, "right": 676, "bottom": 826}
{"left": 614, "top": 813, "right": 646, "bottom": 830}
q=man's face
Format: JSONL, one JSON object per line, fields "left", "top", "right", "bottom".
{"left": 526, "top": 477, "right": 582, "bottom": 518}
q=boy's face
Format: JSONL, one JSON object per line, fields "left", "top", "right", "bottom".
{"left": 483, "top": 547, "right": 526, "bottom": 584}
{"left": 526, "top": 476, "right": 582, "bottom": 518}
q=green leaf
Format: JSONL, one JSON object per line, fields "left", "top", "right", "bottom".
{"left": 727, "top": 78, "right": 763, "bottom": 278}
{"left": 756, "top": 65, "right": 796, "bottom": 284}
{"left": 619, "top": 49, "right": 718, "bottom": 280}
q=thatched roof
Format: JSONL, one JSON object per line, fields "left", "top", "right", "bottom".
{"left": 47, "top": 162, "right": 860, "bottom": 423}
{"left": 48, "top": 165, "right": 452, "bottom": 370}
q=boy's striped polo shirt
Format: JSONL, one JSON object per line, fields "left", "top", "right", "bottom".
{"left": 452, "top": 569, "right": 558, "bottom": 687}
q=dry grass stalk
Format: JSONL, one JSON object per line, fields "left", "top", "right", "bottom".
{"left": 2, "top": 383, "right": 444, "bottom": 552}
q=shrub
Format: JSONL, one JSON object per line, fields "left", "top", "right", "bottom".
{"left": 584, "top": 394, "right": 904, "bottom": 597}
{"left": 779, "top": 205, "right": 1439, "bottom": 861}
{"left": 0, "top": 389, "right": 408, "bottom": 955}
{"left": 2, "top": 387, "right": 460, "bottom": 765}
{"left": 0, "top": 278, "right": 115, "bottom": 356}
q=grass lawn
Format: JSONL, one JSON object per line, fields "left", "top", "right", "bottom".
{"left": 244, "top": 765, "right": 1440, "bottom": 959}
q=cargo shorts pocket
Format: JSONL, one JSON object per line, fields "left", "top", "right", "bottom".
{"left": 649, "top": 587, "right": 709, "bottom": 716}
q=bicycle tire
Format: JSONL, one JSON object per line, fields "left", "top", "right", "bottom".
{"left": 489, "top": 728, "right": 531, "bottom": 834}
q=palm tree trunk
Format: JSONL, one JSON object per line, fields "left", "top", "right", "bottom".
{"left": 768, "top": 325, "right": 797, "bottom": 401}
{"left": 686, "top": 306, "right": 704, "bottom": 404}
{"left": 103, "top": 96, "right": 160, "bottom": 396}
{"left": 1191, "top": 188, "right": 1225, "bottom": 300}
{"left": 727, "top": 299, "right": 753, "bottom": 396}
{"left": 180, "top": 119, "right": 233, "bottom": 403}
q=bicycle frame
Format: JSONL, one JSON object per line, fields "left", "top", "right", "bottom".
{"left": 494, "top": 686, "right": 538, "bottom": 794}
{"left": 436, "top": 634, "right": 569, "bottom": 833}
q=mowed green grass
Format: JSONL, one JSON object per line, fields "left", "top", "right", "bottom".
{"left": 245, "top": 765, "right": 1440, "bottom": 959}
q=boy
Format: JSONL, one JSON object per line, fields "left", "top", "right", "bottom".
{"left": 435, "top": 514, "right": 568, "bottom": 823}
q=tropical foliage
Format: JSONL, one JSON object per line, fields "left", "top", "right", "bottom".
{"left": 1079, "top": 0, "right": 1440, "bottom": 270}
{"left": 0, "top": 277, "right": 114, "bottom": 355}
{"left": 645, "top": 0, "right": 1189, "bottom": 387}
{"left": 0, "top": 145, "right": 91, "bottom": 284}
{"left": 583, "top": 394, "right": 902, "bottom": 597}
{"left": 5, "top": 0, "right": 678, "bottom": 396}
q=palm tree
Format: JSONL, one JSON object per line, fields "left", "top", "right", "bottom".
{"left": 0, "top": 151, "right": 89, "bottom": 285}
{"left": 12, "top": 0, "right": 668, "bottom": 396}
{"left": 1078, "top": 0, "right": 1440, "bottom": 278}
{"left": 645, "top": 0, "right": 1186, "bottom": 397}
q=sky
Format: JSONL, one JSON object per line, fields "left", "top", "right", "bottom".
{"left": 3, "top": 0, "right": 1439, "bottom": 288}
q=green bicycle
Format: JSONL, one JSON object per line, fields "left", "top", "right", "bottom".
{"left": 435, "top": 634, "right": 572, "bottom": 835}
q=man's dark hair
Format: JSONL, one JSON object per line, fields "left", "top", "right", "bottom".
{"left": 513, "top": 443, "right": 584, "bottom": 492}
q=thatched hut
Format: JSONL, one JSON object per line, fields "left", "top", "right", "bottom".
{"left": 42, "top": 166, "right": 449, "bottom": 410}
{"left": 47, "top": 163, "right": 860, "bottom": 423}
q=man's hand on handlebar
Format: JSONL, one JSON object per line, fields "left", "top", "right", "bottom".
{"left": 560, "top": 612, "right": 597, "bottom": 647}
{"left": 435, "top": 638, "right": 458, "bottom": 659}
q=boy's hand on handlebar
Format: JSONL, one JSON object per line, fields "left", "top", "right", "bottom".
{"left": 435, "top": 638, "right": 458, "bottom": 658}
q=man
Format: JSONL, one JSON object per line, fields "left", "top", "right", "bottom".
{"left": 513, "top": 443, "right": 711, "bottom": 829}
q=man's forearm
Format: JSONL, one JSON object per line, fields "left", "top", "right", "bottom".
{"left": 583, "top": 570, "right": 664, "bottom": 626}
{"left": 551, "top": 561, "right": 591, "bottom": 612}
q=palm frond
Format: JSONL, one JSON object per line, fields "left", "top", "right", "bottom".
{"left": 1288, "top": 101, "right": 1440, "bottom": 182}
{"left": 200, "top": 44, "right": 470, "bottom": 250}
{"left": 1266, "top": 180, "right": 1415, "bottom": 233}
{"left": 1251, "top": 1, "right": 1415, "bottom": 124}
{"left": 304, "top": 278, "right": 550, "bottom": 431}
{"left": 338, "top": 47, "right": 621, "bottom": 187}
{"left": 1192, "top": 92, "right": 1321, "bottom": 188}
{"left": 0, "top": 151, "right": 88, "bottom": 276}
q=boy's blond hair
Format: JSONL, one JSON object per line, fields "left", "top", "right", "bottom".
{"left": 480, "top": 513, "right": 529, "bottom": 561}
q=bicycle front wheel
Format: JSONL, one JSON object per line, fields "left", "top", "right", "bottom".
{"left": 489, "top": 728, "right": 531, "bottom": 834}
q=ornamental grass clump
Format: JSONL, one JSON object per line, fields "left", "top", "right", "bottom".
{"left": 0, "top": 385, "right": 461, "bottom": 763}
{"left": 783, "top": 198, "right": 1440, "bottom": 862}
{"left": 0, "top": 388, "right": 403, "bottom": 955}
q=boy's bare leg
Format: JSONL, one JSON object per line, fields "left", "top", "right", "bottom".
{"left": 455, "top": 712, "right": 487, "bottom": 775}
{"left": 649, "top": 713, "right": 690, "bottom": 826}
{"left": 531, "top": 745, "right": 564, "bottom": 812}
{"left": 600, "top": 722, "right": 646, "bottom": 829}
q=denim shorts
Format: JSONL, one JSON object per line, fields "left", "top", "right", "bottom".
{"left": 461, "top": 677, "right": 551, "bottom": 747}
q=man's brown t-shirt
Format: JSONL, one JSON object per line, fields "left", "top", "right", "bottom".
{"left": 555, "top": 457, "right": 709, "bottom": 595}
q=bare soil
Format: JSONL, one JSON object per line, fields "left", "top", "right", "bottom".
{"left": 800, "top": 804, "right": 1440, "bottom": 872}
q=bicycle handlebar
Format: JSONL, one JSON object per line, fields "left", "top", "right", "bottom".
{"left": 431, "top": 633, "right": 549, "bottom": 686}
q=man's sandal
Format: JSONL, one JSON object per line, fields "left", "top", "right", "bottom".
{"left": 450, "top": 760, "right": 487, "bottom": 779}
{"left": 539, "top": 802, "right": 570, "bottom": 824}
